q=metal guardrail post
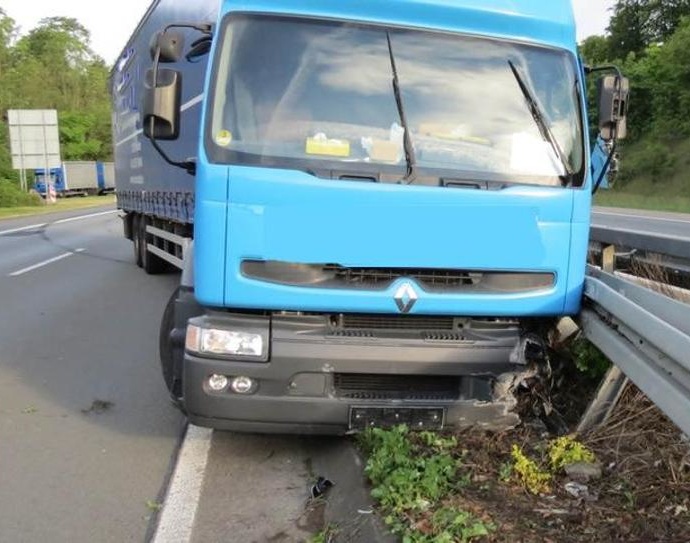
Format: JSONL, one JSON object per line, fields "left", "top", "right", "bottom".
{"left": 602, "top": 245, "right": 616, "bottom": 273}
{"left": 577, "top": 366, "right": 627, "bottom": 434}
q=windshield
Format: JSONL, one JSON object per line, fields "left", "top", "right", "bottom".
{"left": 207, "top": 15, "right": 584, "bottom": 187}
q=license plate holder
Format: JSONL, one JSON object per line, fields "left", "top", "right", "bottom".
{"left": 349, "top": 407, "right": 445, "bottom": 431}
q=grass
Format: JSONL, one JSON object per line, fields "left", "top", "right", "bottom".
{"left": 0, "top": 194, "right": 116, "bottom": 220}
{"left": 594, "top": 191, "right": 690, "bottom": 214}
{"left": 596, "top": 136, "right": 690, "bottom": 214}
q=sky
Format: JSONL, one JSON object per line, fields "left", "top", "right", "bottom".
{"left": 1, "top": 0, "right": 616, "bottom": 65}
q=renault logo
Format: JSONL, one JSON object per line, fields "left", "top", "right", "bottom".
{"left": 394, "top": 282, "right": 418, "bottom": 314}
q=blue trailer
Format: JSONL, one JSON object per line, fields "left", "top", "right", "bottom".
{"left": 112, "top": 0, "right": 628, "bottom": 433}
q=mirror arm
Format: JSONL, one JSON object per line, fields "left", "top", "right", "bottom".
{"left": 586, "top": 64, "right": 628, "bottom": 192}
{"left": 144, "top": 22, "right": 211, "bottom": 175}
{"left": 146, "top": 48, "right": 195, "bottom": 175}
{"left": 163, "top": 22, "right": 212, "bottom": 36}
{"left": 146, "top": 119, "right": 196, "bottom": 175}
{"left": 585, "top": 64, "right": 624, "bottom": 80}
{"left": 592, "top": 140, "right": 617, "bottom": 195}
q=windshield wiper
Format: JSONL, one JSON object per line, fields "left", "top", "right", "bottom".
{"left": 386, "top": 32, "right": 417, "bottom": 184}
{"left": 508, "top": 60, "right": 573, "bottom": 183}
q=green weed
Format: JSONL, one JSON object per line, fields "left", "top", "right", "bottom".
{"left": 498, "top": 461, "right": 513, "bottom": 483}
{"left": 548, "top": 436, "right": 596, "bottom": 471}
{"left": 145, "top": 500, "right": 162, "bottom": 512}
{"left": 510, "top": 445, "right": 551, "bottom": 495}
{"left": 572, "top": 338, "right": 610, "bottom": 379}
{"left": 310, "top": 524, "right": 338, "bottom": 543}
{"left": 361, "top": 426, "right": 493, "bottom": 542}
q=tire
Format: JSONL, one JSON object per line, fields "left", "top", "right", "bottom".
{"left": 160, "top": 287, "right": 184, "bottom": 409}
{"left": 139, "top": 215, "right": 167, "bottom": 274}
{"left": 132, "top": 214, "right": 143, "bottom": 268}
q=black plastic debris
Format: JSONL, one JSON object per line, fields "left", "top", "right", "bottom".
{"left": 81, "top": 399, "right": 114, "bottom": 415}
{"left": 310, "top": 476, "right": 334, "bottom": 499}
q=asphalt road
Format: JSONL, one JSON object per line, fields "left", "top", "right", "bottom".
{"left": 592, "top": 206, "right": 690, "bottom": 240}
{"left": 0, "top": 205, "right": 183, "bottom": 542}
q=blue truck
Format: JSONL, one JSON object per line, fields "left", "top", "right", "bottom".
{"left": 35, "top": 161, "right": 115, "bottom": 197}
{"left": 112, "top": 0, "right": 628, "bottom": 433}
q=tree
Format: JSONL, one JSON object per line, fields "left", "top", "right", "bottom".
{"left": 607, "top": 0, "right": 690, "bottom": 59}
{"left": 647, "top": 0, "right": 690, "bottom": 43}
{"left": 607, "top": 0, "right": 650, "bottom": 59}
{"left": 0, "top": 14, "right": 113, "bottom": 171}
{"left": 580, "top": 35, "right": 611, "bottom": 65}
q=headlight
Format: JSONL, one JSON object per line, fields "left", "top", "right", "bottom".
{"left": 186, "top": 324, "right": 266, "bottom": 358}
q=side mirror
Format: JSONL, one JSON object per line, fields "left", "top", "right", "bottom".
{"left": 143, "top": 68, "right": 181, "bottom": 140}
{"left": 598, "top": 75, "right": 629, "bottom": 142}
{"left": 150, "top": 31, "right": 185, "bottom": 63}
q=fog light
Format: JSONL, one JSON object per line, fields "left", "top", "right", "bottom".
{"left": 230, "top": 376, "right": 256, "bottom": 395}
{"left": 207, "top": 374, "right": 229, "bottom": 392}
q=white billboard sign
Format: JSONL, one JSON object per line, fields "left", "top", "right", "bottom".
{"left": 8, "top": 109, "right": 61, "bottom": 170}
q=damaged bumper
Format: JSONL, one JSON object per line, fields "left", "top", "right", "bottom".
{"left": 183, "top": 312, "right": 538, "bottom": 434}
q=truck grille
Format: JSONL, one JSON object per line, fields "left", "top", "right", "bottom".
{"left": 339, "top": 314, "right": 455, "bottom": 330}
{"left": 323, "top": 265, "right": 481, "bottom": 288}
{"left": 242, "top": 260, "right": 554, "bottom": 293}
{"left": 334, "top": 373, "right": 460, "bottom": 401}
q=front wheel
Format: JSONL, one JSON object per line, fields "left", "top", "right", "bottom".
{"left": 160, "top": 287, "right": 184, "bottom": 410}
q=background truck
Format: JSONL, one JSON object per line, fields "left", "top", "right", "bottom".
{"left": 34, "top": 161, "right": 115, "bottom": 197}
{"left": 112, "top": 0, "right": 628, "bottom": 434}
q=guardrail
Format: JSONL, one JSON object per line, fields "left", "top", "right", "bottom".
{"left": 589, "top": 225, "right": 690, "bottom": 288}
{"left": 590, "top": 225, "right": 690, "bottom": 263}
{"left": 584, "top": 219, "right": 690, "bottom": 436}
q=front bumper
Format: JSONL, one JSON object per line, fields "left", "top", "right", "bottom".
{"left": 182, "top": 313, "right": 529, "bottom": 434}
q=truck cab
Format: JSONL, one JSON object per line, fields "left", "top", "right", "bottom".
{"left": 114, "top": 0, "right": 628, "bottom": 433}
{"left": 34, "top": 167, "right": 64, "bottom": 196}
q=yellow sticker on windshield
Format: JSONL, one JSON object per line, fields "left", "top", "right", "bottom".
{"left": 215, "top": 130, "right": 233, "bottom": 147}
{"left": 305, "top": 136, "right": 350, "bottom": 157}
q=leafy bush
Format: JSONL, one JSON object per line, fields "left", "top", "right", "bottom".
{"left": 0, "top": 180, "right": 42, "bottom": 208}
{"left": 617, "top": 141, "right": 676, "bottom": 185}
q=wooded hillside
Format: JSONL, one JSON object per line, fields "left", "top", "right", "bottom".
{"left": 583, "top": 0, "right": 690, "bottom": 203}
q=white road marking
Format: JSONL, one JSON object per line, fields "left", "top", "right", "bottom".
{"left": 153, "top": 425, "right": 213, "bottom": 543}
{"left": 0, "top": 209, "right": 118, "bottom": 237}
{"left": 8, "top": 249, "right": 86, "bottom": 277}
{"left": 593, "top": 210, "right": 690, "bottom": 225}
{"left": 53, "top": 209, "right": 119, "bottom": 225}
{"left": 0, "top": 223, "right": 48, "bottom": 236}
